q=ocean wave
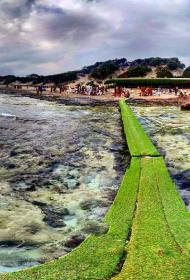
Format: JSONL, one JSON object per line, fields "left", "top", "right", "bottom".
{"left": 0, "top": 113, "right": 16, "bottom": 118}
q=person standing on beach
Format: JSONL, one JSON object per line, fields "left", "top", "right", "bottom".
{"left": 140, "top": 87, "right": 146, "bottom": 96}
{"left": 174, "top": 87, "right": 179, "bottom": 96}
{"left": 39, "top": 85, "right": 43, "bottom": 94}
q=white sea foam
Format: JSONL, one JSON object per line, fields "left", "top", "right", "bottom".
{"left": 0, "top": 113, "right": 16, "bottom": 118}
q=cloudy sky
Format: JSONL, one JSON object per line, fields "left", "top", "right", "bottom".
{"left": 0, "top": 0, "right": 190, "bottom": 76}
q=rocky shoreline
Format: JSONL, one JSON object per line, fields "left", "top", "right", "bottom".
{"left": 0, "top": 88, "right": 118, "bottom": 107}
{"left": 128, "top": 97, "right": 182, "bottom": 106}
{"left": 0, "top": 92, "right": 129, "bottom": 271}
{"left": 0, "top": 88, "right": 186, "bottom": 107}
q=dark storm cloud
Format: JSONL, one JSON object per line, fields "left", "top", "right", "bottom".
{"left": 33, "top": 4, "right": 107, "bottom": 41}
{"left": 0, "top": 0, "right": 36, "bottom": 19}
{"left": 0, "top": 0, "right": 190, "bottom": 75}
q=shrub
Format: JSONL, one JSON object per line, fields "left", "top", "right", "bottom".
{"left": 106, "top": 78, "right": 190, "bottom": 88}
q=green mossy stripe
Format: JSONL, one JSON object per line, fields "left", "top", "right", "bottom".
{"left": 106, "top": 78, "right": 190, "bottom": 88}
{"left": 119, "top": 100, "right": 159, "bottom": 157}
{"left": 113, "top": 157, "right": 190, "bottom": 280}
{"left": 153, "top": 157, "right": 190, "bottom": 254}
{"left": 1, "top": 158, "right": 141, "bottom": 280}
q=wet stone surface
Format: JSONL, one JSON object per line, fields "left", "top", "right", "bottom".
{"left": 133, "top": 105, "right": 190, "bottom": 210}
{"left": 0, "top": 94, "right": 129, "bottom": 272}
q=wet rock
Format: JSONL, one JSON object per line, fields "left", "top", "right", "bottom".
{"left": 10, "top": 150, "right": 18, "bottom": 157}
{"left": 155, "top": 146, "right": 166, "bottom": 157}
{"left": 23, "top": 222, "right": 42, "bottom": 234}
{"left": 92, "top": 139, "right": 105, "bottom": 146}
{"left": 180, "top": 169, "right": 190, "bottom": 180}
{"left": 64, "top": 178, "right": 80, "bottom": 190}
{"left": 68, "top": 169, "right": 80, "bottom": 178}
{"left": 4, "top": 162, "right": 16, "bottom": 169}
{"left": 82, "top": 221, "right": 109, "bottom": 235}
{"left": 174, "top": 169, "right": 190, "bottom": 190}
{"left": 47, "top": 160, "right": 60, "bottom": 169}
{"left": 183, "top": 197, "right": 189, "bottom": 206}
{"left": 32, "top": 201, "right": 69, "bottom": 228}
{"left": 0, "top": 240, "right": 25, "bottom": 247}
{"left": 12, "top": 181, "right": 36, "bottom": 192}
{"left": 105, "top": 189, "right": 117, "bottom": 201}
{"left": 93, "top": 207, "right": 108, "bottom": 219}
{"left": 170, "top": 128, "right": 184, "bottom": 135}
{"left": 64, "top": 234, "right": 85, "bottom": 249}
{"left": 181, "top": 103, "right": 190, "bottom": 110}
{"left": 42, "top": 250, "right": 67, "bottom": 261}
{"left": 80, "top": 199, "right": 106, "bottom": 211}
{"left": 110, "top": 143, "right": 124, "bottom": 152}
{"left": 95, "top": 166, "right": 107, "bottom": 173}
{"left": 46, "top": 219, "right": 66, "bottom": 228}
{"left": 83, "top": 175, "right": 93, "bottom": 184}
{"left": 168, "top": 167, "right": 180, "bottom": 176}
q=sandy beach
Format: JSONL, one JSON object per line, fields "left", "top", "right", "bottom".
{"left": 1, "top": 85, "right": 190, "bottom": 106}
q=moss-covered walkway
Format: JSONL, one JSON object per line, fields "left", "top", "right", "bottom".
{"left": 1, "top": 100, "right": 190, "bottom": 280}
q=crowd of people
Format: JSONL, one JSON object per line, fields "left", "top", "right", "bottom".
{"left": 137, "top": 86, "right": 189, "bottom": 98}
{"left": 138, "top": 87, "right": 153, "bottom": 96}
{"left": 35, "top": 83, "right": 190, "bottom": 100}
{"left": 113, "top": 86, "right": 130, "bottom": 97}
{"left": 36, "top": 84, "right": 109, "bottom": 96}
{"left": 75, "top": 84, "right": 108, "bottom": 95}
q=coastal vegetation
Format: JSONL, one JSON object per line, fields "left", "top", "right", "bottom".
{"left": 106, "top": 78, "right": 190, "bottom": 88}
{"left": 82, "top": 58, "right": 128, "bottom": 75}
{"left": 156, "top": 66, "right": 173, "bottom": 78}
{"left": 120, "top": 65, "right": 152, "bottom": 78}
{"left": 90, "top": 61, "right": 120, "bottom": 80}
{"left": 0, "top": 57, "right": 189, "bottom": 85}
{"left": 183, "top": 66, "right": 190, "bottom": 78}
{"left": 130, "top": 57, "right": 185, "bottom": 70}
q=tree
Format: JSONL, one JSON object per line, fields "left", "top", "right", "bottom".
{"left": 183, "top": 66, "right": 190, "bottom": 78}
{"left": 130, "top": 57, "right": 185, "bottom": 69}
{"left": 126, "top": 66, "right": 152, "bottom": 78}
{"left": 156, "top": 67, "right": 173, "bottom": 78}
{"left": 4, "top": 75, "right": 17, "bottom": 84}
{"left": 26, "top": 74, "right": 40, "bottom": 79}
{"left": 90, "top": 61, "right": 119, "bottom": 80}
{"left": 167, "top": 58, "right": 185, "bottom": 70}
